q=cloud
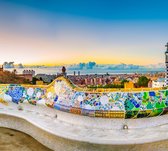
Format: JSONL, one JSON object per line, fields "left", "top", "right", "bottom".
{"left": 67, "top": 62, "right": 164, "bottom": 71}
{"left": 68, "top": 62, "right": 96, "bottom": 70}
{"left": 3, "top": 62, "right": 14, "bottom": 68}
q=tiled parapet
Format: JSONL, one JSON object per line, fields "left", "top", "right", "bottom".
{"left": 0, "top": 76, "right": 168, "bottom": 119}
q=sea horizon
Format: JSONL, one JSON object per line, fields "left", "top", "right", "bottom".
{"left": 4, "top": 67, "right": 165, "bottom": 75}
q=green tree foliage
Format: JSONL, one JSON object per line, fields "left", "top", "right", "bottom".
{"left": 32, "top": 77, "right": 38, "bottom": 84}
{"left": 121, "top": 79, "right": 129, "bottom": 85}
{"left": 137, "top": 76, "right": 149, "bottom": 87}
{"left": 88, "top": 84, "right": 124, "bottom": 89}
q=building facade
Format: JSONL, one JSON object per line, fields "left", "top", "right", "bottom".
{"left": 152, "top": 78, "right": 165, "bottom": 88}
{"left": 0, "top": 65, "right": 3, "bottom": 72}
{"left": 165, "top": 42, "right": 168, "bottom": 86}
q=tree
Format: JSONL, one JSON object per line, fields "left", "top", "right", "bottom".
{"left": 137, "top": 76, "right": 149, "bottom": 87}
{"left": 32, "top": 77, "right": 38, "bottom": 85}
{"left": 121, "top": 79, "right": 129, "bottom": 85}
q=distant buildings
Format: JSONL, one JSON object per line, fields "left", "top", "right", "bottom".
{"left": 68, "top": 74, "right": 125, "bottom": 87}
{"left": 152, "top": 78, "right": 165, "bottom": 88}
{"left": 23, "top": 70, "right": 35, "bottom": 76}
{"left": 0, "top": 67, "right": 31, "bottom": 84}
{"left": 17, "top": 70, "right": 35, "bottom": 82}
{"left": 67, "top": 71, "right": 167, "bottom": 89}
{"left": 124, "top": 81, "right": 134, "bottom": 89}
{"left": 35, "top": 74, "right": 56, "bottom": 83}
{"left": 148, "top": 80, "right": 152, "bottom": 88}
{"left": 0, "top": 65, "right": 3, "bottom": 72}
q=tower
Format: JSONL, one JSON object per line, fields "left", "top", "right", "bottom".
{"left": 62, "top": 66, "right": 67, "bottom": 77}
{"left": 165, "top": 42, "right": 168, "bottom": 86}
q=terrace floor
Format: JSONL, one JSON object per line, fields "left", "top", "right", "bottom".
{"left": 0, "top": 127, "right": 52, "bottom": 151}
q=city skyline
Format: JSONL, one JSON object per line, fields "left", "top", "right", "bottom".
{"left": 0, "top": 0, "right": 168, "bottom": 65}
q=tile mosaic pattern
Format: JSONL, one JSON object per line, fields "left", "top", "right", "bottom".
{"left": 0, "top": 79, "right": 168, "bottom": 118}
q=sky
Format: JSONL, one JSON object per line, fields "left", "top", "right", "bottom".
{"left": 0, "top": 0, "right": 168, "bottom": 66}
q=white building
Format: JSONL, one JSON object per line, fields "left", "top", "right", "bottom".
{"left": 152, "top": 78, "right": 165, "bottom": 88}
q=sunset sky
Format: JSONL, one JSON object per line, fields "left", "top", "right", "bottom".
{"left": 0, "top": 0, "right": 168, "bottom": 65}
